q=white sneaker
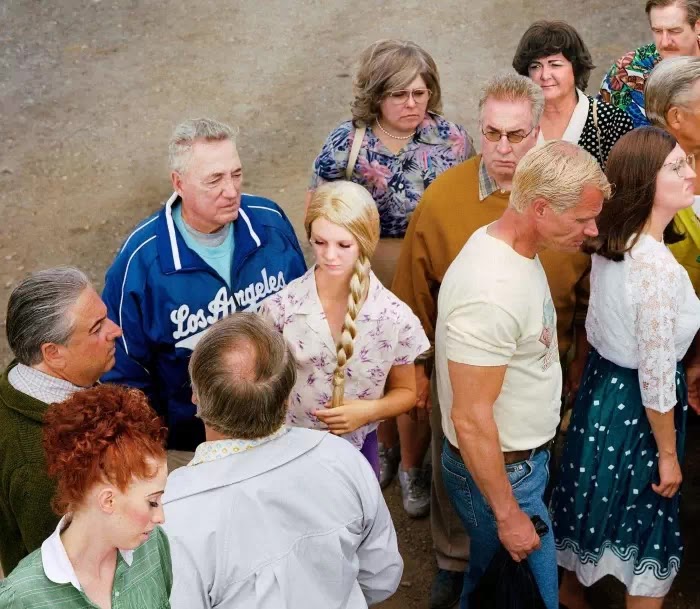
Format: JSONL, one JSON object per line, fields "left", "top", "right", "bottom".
{"left": 378, "top": 443, "right": 400, "bottom": 489}
{"left": 398, "top": 467, "right": 430, "bottom": 518}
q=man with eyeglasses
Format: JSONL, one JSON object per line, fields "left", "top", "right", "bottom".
{"left": 101, "top": 118, "right": 306, "bottom": 469}
{"left": 392, "top": 73, "right": 593, "bottom": 609}
{"left": 645, "top": 55, "right": 700, "bottom": 413}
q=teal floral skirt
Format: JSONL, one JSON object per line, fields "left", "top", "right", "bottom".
{"left": 550, "top": 349, "right": 687, "bottom": 597}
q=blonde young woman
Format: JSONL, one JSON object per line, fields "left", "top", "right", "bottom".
{"left": 260, "top": 181, "right": 429, "bottom": 476}
{"left": 308, "top": 38, "right": 473, "bottom": 514}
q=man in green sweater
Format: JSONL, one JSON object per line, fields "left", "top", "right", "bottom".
{"left": 0, "top": 267, "right": 122, "bottom": 575}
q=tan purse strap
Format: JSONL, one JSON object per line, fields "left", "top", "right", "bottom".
{"left": 592, "top": 98, "right": 604, "bottom": 168}
{"left": 345, "top": 126, "right": 366, "bottom": 180}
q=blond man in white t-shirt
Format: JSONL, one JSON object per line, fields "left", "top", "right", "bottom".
{"left": 436, "top": 140, "right": 611, "bottom": 609}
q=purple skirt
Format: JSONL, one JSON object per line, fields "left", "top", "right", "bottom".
{"left": 359, "top": 430, "right": 380, "bottom": 480}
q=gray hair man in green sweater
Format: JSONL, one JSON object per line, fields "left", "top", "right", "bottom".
{"left": 0, "top": 267, "right": 122, "bottom": 575}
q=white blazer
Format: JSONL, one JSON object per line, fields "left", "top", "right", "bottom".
{"left": 163, "top": 427, "right": 403, "bottom": 608}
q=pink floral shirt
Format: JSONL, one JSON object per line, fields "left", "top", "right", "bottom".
{"left": 259, "top": 267, "right": 430, "bottom": 450}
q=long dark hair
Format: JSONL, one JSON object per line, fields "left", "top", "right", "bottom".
{"left": 586, "top": 126, "right": 685, "bottom": 261}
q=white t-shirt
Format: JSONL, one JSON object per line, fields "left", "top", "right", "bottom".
{"left": 435, "top": 225, "right": 562, "bottom": 452}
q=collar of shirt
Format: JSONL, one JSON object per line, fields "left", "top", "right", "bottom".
{"left": 537, "top": 89, "right": 590, "bottom": 147}
{"left": 365, "top": 112, "right": 451, "bottom": 155}
{"left": 8, "top": 363, "right": 83, "bottom": 404}
{"left": 41, "top": 515, "right": 134, "bottom": 591}
{"left": 478, "top": 157, "right": 503, "bottom": 201}
{"left": 295, "top": 266, "right": 383, "bottom": 316}
{"left": 188, "top": 425, "right": 289, "bottom": 466}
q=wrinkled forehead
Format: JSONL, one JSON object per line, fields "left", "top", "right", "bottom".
{"left": 649, "top": 3, "right": 692, "bottom": 28}
{"left": 187, "top": 138, "right": 241, "bottom": 176}
{"left": 480, "top": 98, "right": 534, "bottom": 131}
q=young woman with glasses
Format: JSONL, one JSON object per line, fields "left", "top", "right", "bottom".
{"left": 550, "top": 127, "right": 700, "bottom": 609}
{"left": 513, "top": 20, "right": 634, "bottom": 168}
{"left": 306, "top": 39, "right": 474, "bottom": 520}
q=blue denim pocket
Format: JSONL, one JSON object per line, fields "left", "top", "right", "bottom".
{"left": 442, "top": 448, "right": 479, "bottom": 527}
{"left": 506, "top": 459, "right": 534, "bottom": 490}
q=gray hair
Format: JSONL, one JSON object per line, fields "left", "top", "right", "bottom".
{"left": 168, "top": 118, "right": 238, "bottom": 174}
{"left": 645, "top": 56, "right": 700, "bottom": 129}
{"left": 188, "top": 312, "right": 297, "bottom": 440}
{"left": 510, "top": 140, "right": 612, "bottom": 213}
{"left": 478, "top": 73, "right": 546, "bottom": 127}
{"left": 645, "top": 0, "right": 700, "bottom": 26}
{"left": 6, "top": 267, "right": 91, "bottom": 365}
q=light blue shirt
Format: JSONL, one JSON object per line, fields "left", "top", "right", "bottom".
{"left": 172, "top": 204, "right": 234, "bottom": 287}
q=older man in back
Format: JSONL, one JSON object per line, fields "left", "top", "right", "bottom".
{"left": 0, "top": 267, "right": 122, "bottom": 575}
{"left": 645, "top": 56, "right": 700, "bottom": 411}
{"left": 163, "top": 313, "right": 402, "bottom": 608}
{"left": 392, "top": 74, "right": 591, "bottom": 609}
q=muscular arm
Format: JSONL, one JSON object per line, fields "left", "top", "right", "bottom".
{"left": 448, "top": 360, "right": 540, "bottom": 561}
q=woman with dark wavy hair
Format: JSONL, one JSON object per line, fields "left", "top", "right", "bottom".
{"left": 0, "top": 385, "right": 171, "bottom": 608}
{"left": 513, "top": 20, "right": 634, "bottom": 168}
{"left": 550, "top": 127, "right": 700, "bottom": 608}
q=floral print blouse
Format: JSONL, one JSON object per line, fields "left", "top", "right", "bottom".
{"left": 598, "top": 43, "right": 661, "bottom": 128}
{"left": 310, "top": 112, "right": 474, "bottom": 238}
{"left": 259, "top": 267, "right": 430, "bottom": 450}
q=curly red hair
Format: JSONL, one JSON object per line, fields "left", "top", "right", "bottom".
{"left": 43, "top": 384, "right": 167, "bottom": 515}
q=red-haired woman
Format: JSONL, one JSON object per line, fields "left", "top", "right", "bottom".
{"left": 0, "top": 384, "right": 171, "bottom": 608}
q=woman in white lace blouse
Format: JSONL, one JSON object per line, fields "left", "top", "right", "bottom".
{"left": 551, "top": 127, "right": 700, "bottom": 609}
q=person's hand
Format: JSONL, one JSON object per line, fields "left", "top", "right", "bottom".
{"left": 652, "top": 453, "right": 682, "bottom": 498}
{"left": 314, "top": 400, "right": 374, "bottom": 435}
{"left": 415, "top": 363, "right": 432, "bottom": 413}
{"left": 686, "top": 361, "right": 700, "bottom": 415}
{"left": 496, "top": 508, "right": 541, "bottom": 562}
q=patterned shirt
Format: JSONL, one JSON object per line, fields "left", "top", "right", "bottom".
{"left": 259, "top": 267, "right": 430, "bottom": 450}
{"left": 478, "top": 158, "right": 501, "bottom": 201}
{"left": 599, "top": 43, "right": 661, "bottom": 128}
{"left": 188, "top": 426, "right": 289, "bottom": 466}
{"left": 0, "top": 517, "right": 172, "bottom": 608}
{"left": 310, "top": 112, "right": 475, "bottom": 237}
{"left": 8, "top": 364, "right": 83, "bottom": 404}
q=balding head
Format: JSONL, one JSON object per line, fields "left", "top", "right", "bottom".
{"left": 188, "top": 313, "right": 297, "bottom": 439}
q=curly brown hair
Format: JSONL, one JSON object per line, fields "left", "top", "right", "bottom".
{"left": 43, "top": 384, "right": 167, "bottom": 514}
{"left": 512, "top": 21, "right": 596, "bottom": 91}
{"left": 351, "top": 39, "right": 443, "bottom": 126}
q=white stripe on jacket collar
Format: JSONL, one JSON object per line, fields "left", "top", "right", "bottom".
{"left": 164, "top": 194, "right": 261, "bottom": 270}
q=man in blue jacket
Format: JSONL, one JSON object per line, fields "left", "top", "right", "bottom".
{"left": 102, "top": 118, "right": 306, "bottom": 462}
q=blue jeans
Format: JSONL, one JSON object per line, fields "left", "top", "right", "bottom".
{"left": 441, "top": 441, "right": 558, "bottom": 609}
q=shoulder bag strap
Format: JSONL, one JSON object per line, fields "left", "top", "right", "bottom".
{"left": 345, "top": 126, "right": 366, "bottom": 180}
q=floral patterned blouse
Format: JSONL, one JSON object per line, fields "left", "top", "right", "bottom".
{"left": 259, "top": 267, "right": 430, "bottom": 450}
{"left": 310, "top": 112, "right": 474, "bottom": 237}
{"left": 598, "top": 42, "right": 661, "bottom": 128}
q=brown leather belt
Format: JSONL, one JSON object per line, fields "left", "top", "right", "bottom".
{"left": 447, "top": 440, "right": 551, "bottom": 465}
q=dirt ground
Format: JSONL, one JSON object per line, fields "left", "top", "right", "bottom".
{"left": 2, "top": 1, "right": 698, "bottom": 607}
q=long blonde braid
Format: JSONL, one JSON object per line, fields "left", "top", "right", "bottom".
{"left": 331, "top": 253, "right": 371, "bottom": 408}
{"left": 305, "top": 180, "right": 380, "bottom": 409}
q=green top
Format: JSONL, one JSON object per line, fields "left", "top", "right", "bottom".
{"left": 0, "top": 363, "right": 59, "bottom": 574}
{"left": 0, "top": 525, "right": 172, "bottom": 608}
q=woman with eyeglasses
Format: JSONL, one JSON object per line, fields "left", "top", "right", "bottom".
{"left": 513, "top": 20, "right": 634, "bottom": 168}
{"left": 306, "top": 39, "right": 474, "bottom": 518}
{"left": 550, "top": 127, "right": 700, "bottom": 609}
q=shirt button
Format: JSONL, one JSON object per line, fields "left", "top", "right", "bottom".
{"left": 115, "top": 591, "right": 120, "bottom": 597}
{"left": 398, "top": 183, "right": 404, "bottom": 190}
